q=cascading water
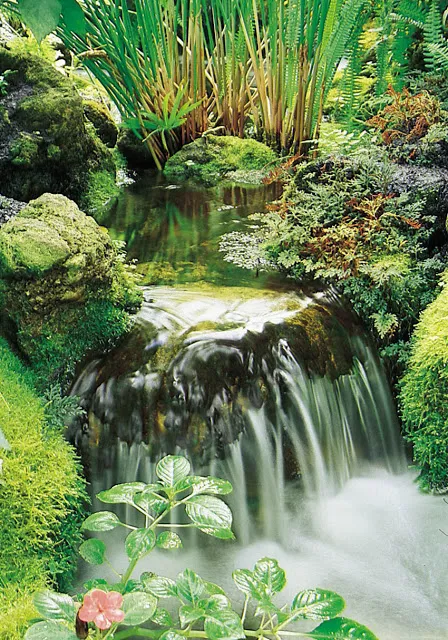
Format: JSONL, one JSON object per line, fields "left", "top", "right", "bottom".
{"left": 72, "top": 176, "right": 448, "bottom": 640}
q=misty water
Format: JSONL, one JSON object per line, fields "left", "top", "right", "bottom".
{"left": 74, "top": 175, "right": 448, "bottom": 640}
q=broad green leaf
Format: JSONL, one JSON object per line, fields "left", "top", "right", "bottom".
{"left": 97, "top": 482, "right": 146, "bottom": 505}
{"left": 79, "top": 538, "right": 106, "bottom": 565}
{"left": 308, "top": 617, "right": 379, "bottom": 639}
{"left": 24, "top": 621, "right": 77, "bottom": 640}
{"left": 179, "top": 604, "right": 206, "bottom": 626}
{"left": 33, "top": 591, "right": 76, "bottom": 623}
{"left": 60, "top": 0, "right": 86, "bottom": 36}
{"left": 157, "top": 531, "right": 183, "bottom": 549}
{"left": 135, "top": 490, "right": 169, "bottom": 515}
{"left": 176, "top": 568, "right": 208, "bottom": 604}
{"left": 156, "top": 455, "right": 190, "bottom": 487}
{"left": 141, "top": 574, "right": 178, "bottom": 598}
{"left": 204, "top": 608, "right": 245, "bottom": 640}
{"left": 83, "top": 578, "right": 109, "bottom": 591}
{"left": 232, "top": 569, "right": 265, "bottom": 600}
{"left": 253, "top": 558, "right": 286, "bottom": 595}
{"left": 174, "top": 475, "right": 233, "bottom": 495}
{"left": 125, "top": 528, "right": 156, "bottom": 561}
{"left": 185, "top": 495, "right": 232, "bottom": 530}
{"left": 160, "top": 631, "right": 185, "bottom": 640}
{"left": 291, "top": 589, "right": 345, "bottom": 621}
{"left": 152, "top": 607, "right": 174, "bottom": 627}
{"left": 122, "top": 592, "right": 157, "bottom": 626}
{"left": 203, "top": 581, "right": 226, "bottom": 596}
{"left": 17, "top": 0, "right": 62, "bottom": 42}
{"left": 199, "top": 527, "right": 235, "bottom": 540}
{"left": 205, "top": 595, "right": 231, "bottom": 612}
{"left": 82, "top": 511, "right": 121, "bottom": 532}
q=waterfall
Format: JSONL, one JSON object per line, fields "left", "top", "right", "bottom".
{"left": 69, "top": 285, "right": 405, "bottom": 543}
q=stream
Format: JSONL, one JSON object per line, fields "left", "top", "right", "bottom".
{"left": 73, "top": 174, "right": 448, "bottom": 640}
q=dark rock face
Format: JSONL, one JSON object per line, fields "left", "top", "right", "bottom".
{"left": 0, "top": 47, "right": 115, "bottom": 203}
{"left": 83, "top": 100, "right": 118, "bottom": 148}
{"left": 0, "top": 195, "right": 25, "bottom": 226}
{"left": 117, "top": 127, "right": 156, "bottom": 169}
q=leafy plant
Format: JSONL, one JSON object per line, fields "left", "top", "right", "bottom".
{"left": 43, "top": 385, "right": 86, "bottom": 431}
{"left": 1, "top": 0, "right": 86, "bottom": 42}
{"left": 25, "top": 455, "right": 377, "bottom": 640}
{"left": 0, "top": 69, "right": 16, "bottom": 96}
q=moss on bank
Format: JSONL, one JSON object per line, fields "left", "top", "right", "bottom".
{"left": 164, "top": 135, "right": 278, "bottom": 186}
{"left": 400, "top": 272, "right": 448, "bottom": 492}
{"left": 0, "top": 337, "right": 87, "bottom": 639}
{"left": 0, "top": 193, "right": 142, "bottom": 385}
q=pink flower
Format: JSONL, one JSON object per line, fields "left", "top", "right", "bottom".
{"left": 78, "top": 589, "right": 125, "bottom": 630}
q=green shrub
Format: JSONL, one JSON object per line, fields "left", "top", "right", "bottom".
{"left": 400, "top": 272, "right": 448, "bottom": 491}
{"left": 0, "top": 337, "right": 87, "bottom": 639}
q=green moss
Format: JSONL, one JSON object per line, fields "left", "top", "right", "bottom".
{"left": 164, "top": 135, "right": 278, "bottom": 186}
{"left": 83, "top": 99, "right": 118, "bottom": 147}
{"left": 0, "top": 337, "right": 87, "bottom": 638}
{"left": 80, "top": 169, "right": 120, "bottom": 219}
{"left": 0, "top": 194, "right": 142, "bottom": 385}
{"left": 10, "top": 132, "right": 40, "bottom": 167}
{"left": 400, "top": 271, "right": 448, "bottom": 491}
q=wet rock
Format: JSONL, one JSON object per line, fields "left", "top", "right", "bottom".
{"left": 117, "top": 127, "right": 156, "bottom": 169}
{"left": 0, "top": 47, "right": 115, "bottom": 203}
{"left": 83, "top": 99, "right": 118, "bottom": 148}
{"left": 0, "top": 194, "right": 25, "bottom": 226}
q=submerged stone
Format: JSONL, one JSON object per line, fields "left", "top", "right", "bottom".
{"left": 164, "top": 135, "right": 278, "bottom": 186}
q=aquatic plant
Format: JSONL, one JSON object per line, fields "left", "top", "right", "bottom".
{"left": 25, "top": 455, "right": 378, "bottom": 640}
{"left": 55, "top": 0, "right": 369, "bottom": 165}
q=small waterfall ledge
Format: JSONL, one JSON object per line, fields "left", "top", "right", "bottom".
{"left": 69, "top": 285, "right": 404, "bottom": 542}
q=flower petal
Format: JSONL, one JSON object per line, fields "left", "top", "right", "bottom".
{"left": 106, "top": 591, "right": 123, "bottom": 608}
{"left": 95, "top": 612, "right": 111, "bottom": 630}
{"left": 78, "top": 603, "right": 99, "bottom": 622}
{"left": 91, "top": 589, "right": 109, "bottom": 609}
{"left": 106, "top": 608, "right": 125, "bottom": 623}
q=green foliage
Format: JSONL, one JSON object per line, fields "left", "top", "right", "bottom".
{"left": 400, "top": 271, "right": 448, "bottom": 491}
{"left": 220, "top": 150, "right": 446, "bottom": 363}
{"left": 8, "top": 0, "right": 86, "bottom": 42}
{"left": 25, "top": 455, "right": 377, "bottom": 640}
{"left": 0, "top": 337, "right": 87, "bottom": 639}
{"left": 42, "top": 385, "right": 86, "bottom": 431}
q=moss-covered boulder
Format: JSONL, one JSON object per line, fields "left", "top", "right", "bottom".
{"left": 83, "top": 99, "right": 118, "bottom": 148}
{"left": 164, "top": 135, "right": 278, "bottom": 186}
{"left": 400, "top": 271, "right": 448, "bottom": 492}
{"left": 0, "top": 194, "right": 142, "bottom": 384}
{"left": 0, "top": 47, "right": 115, "bottom": 202}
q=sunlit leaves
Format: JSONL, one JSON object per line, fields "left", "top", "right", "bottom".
{"left": 24, "top": 621, "right": 78, "bottom": 640}
{"left": 308, "top": 617, "right": 379, "bottom": 639}
{"left": 125, "top": 528, "right": 156, "bottom": 561}
{"left": 17, "top": 0, "right": 61, "bottom": 42}
{"left": 156, "top": 455, "right": 191, "bottom": 487}
{"left": 253, "top": 558, "right": 286, "bottom": 596}
{"left": 141, "top": 574, "right": 178, "bottom": 598}
{"left": 79, "top": 539, "right": 106, "bottom": 565}
{"left": 122, "top": 592, "right": 157, "bottom": 626}
{"left": 174, "top": 476, "right": 233, "bottom": 496}
{"left": 185, "top": 495, "right": 233, "bottom": 534}
{"left": 82, "top": 511, "right": 121, "bottom": 532}
{"left": 33, "top": 591, "right": 76, "bottom": 623}
{"left": 157, "top": 531, "right": 183, "bottom": 549}
{"left": 204, "top": 609, "right": 245, "bottom": 640}
{"left": 97, "top": 482, "right": 146, "bottom": 505}
{"left": 291, "top": 589, "right": 345, "bottom": 621}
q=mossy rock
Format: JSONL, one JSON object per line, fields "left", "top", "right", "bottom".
{"left": 164, "top": 135, "right": 278, "bottom": 186}
{"left": 0, "top": 193, "right": 142, "bottom": 384}
{"left": 83, "top": 99, "right": 118, "bottom": 147}
{"left": 117, "top": 126, "right": 156, "bottom": 169}
{"left": 400, "top": 270, "right": 448, "bottom": 492}
{"left": 0, "top": 47, "right": 115, "bottom": 203}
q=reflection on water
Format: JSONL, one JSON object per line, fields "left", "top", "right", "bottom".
{"left": 101, "top": 172, "right": 283, "bottom": 287}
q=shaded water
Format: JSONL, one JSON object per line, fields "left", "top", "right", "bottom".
{"left": 74, "top": 177, "right": 448, "bottom": 640}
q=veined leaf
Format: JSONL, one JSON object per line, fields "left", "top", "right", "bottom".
{"left": 160, "top": 631, "right": 185, "bottom": 640}
{"left": 185, "top": 495, "right": 232, "bottom": 530}
{"left": 97, "top": 482, "right": 146, "bottom": 505}
{"left": 33, "top": 591, "right": 76, "bottom": 623}
{"left": 152, "top": 607, "right": 174, "bottom": 627}
{"left": 157, "top": 531, "right": 183, "bottom": 549}
{"left": 253, "top": 558, "right": 286, "bottom": 595}
{"left": 82, "top": 511, "right": 121, "bottom": 532}
{"left": 174, "top": 475, "right": 233, "bottom": 495}
{"left": 291, "top": 589, "right": 345, "bottom": 621}
{"left": 141, "top": 574, "right": 178, "bottom": 598}
{"left": 179, "top": 604, "right": 206, "bottom": 626}
{"left": 176, "top": 568, "right": 209, "bottom": 604}
{"left": 308, "top": 617, "right": 379, "bottom": 639}
{"left": 156, "top": 456, "right": 191, "bottom": 487}
{"left": 79, "top": 539, "right": 106, "bottom": 565}
{"left": 204, "top": 608, "right": 245, "bottom": 640}
{"left": 135, "top": 490, "right": 169, "bottom": 515}
{"left": 125, "top": 528, "right": 156, "bottom": 561}
{"left": 24, "top": 621, "right": 77, "bottom": 640}
{"left": 122, "top": 592, "right": 157, "bottom": 626}
{"left": 199, "top": 527, "right": 235, "bottom": 540}
{"left": 232, "top": 569, "right": 265, "bottom": 600}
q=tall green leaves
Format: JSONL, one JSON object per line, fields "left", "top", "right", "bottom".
{"left": 57, "top": 0, "right": 368, "bottom": 163}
